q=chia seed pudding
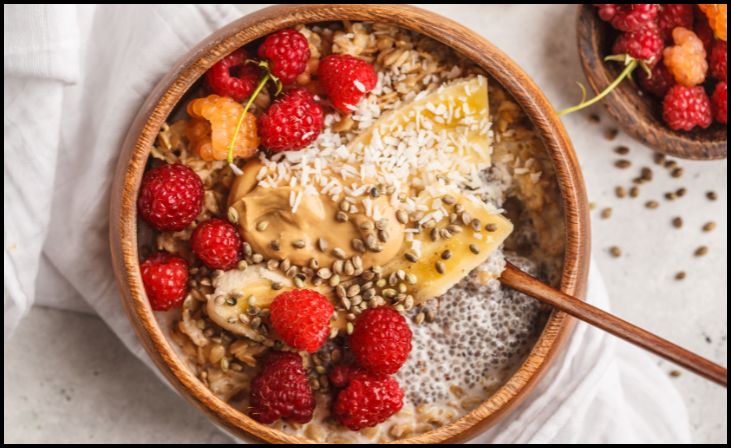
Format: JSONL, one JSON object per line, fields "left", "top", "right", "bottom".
{"left": 140, "top": 20, "right": 564, "bottom": 443}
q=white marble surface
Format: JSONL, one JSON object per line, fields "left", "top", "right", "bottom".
{"left": 4, "top": 4, "right": 727, "bottom": 444}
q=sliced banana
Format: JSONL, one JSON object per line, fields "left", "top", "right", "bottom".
{"left": 350, "top": 75, "right": 491, "bottom": 169}
{"left": 352, "top": 76, "right": 511, "bottom": 304}
{"left": 207, "top": 265, "right": 346, "bottom": 337}
{"left": 384, "top": 193, "right": 513, "bottom": 305}
{"left": 206, "top": 266, "right": 292, "bottom": 338}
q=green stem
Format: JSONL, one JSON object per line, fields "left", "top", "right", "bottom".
{"left": 227, "top": 72, "right": 270, "bottom": 165}
{"left": 557, "top": 59, "right": 637, "bottom": 117}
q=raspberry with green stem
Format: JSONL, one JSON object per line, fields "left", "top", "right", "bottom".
{"left": 559, "top": 24, "right": 662, "bottom": 117}
{"left": 558, "top": 56, "right": 638, "bottom": 116}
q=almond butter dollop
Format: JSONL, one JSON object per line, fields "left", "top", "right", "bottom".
{"left": 228, "top": 160, "right": 405, "bottom": 270}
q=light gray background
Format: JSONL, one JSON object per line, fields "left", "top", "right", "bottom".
{"left": 4, "top": 4, "right": 727, "bottom": 444}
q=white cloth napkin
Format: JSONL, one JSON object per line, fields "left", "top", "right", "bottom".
{"left": 3, "top": 4, "right": 691, "bottom": 443}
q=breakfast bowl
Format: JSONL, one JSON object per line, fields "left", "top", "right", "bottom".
{"left": 109, "top": 4, "right": 590, "bottom": 443}
{"left": 576, "top": 4, "right": 727, "bottom": 160}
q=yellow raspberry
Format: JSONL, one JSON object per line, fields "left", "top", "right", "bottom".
{"left": 699, "top": 4, "right": 727, "bottom": 41}
{"left": 186, "top": 95, "right": 259, "bottom": 161}
{"left": 663, "top": 27, "right": 708, "bottom": 86}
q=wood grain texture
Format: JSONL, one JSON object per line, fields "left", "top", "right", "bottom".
{"left": 109, "top": 4, "right": 591, "bottom": 443}
{"left": 577, "top": 5, "right": 727, "bottom": 160}
{"left": 501, "top": 263, "right": 728, "bottom": 387}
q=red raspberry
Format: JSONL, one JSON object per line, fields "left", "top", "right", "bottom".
{"left": 140, "top": 252, "right": 188, "bottom": 311}
{"left": 596, "top": 4, "right": 659, "bottom": 32}
{"left": 138, "top": 163, "right": 203, "bottom": 231}
{"left": 693, "top": 8, "right": 715, "bottom": 54}
{"left": 712, "top": 82, "right": 727, "bottom": 124}
{"left": 329, "top": 364, "right": 358, "bottom": 388}
{"left": 657, "top": 4, "right": 694, "bottom": 41}
{"left": 330, "top": 365, "right": 404, "bottom": 431}
{"left": 349, "top": 307, "right": 412, "bottom": 375}
{"left": 612, "top": 25, "right": 664, "bottom": 65}
{"left": 206, "top": 49, "right": 261, "bottom": 102}
{"left": 190, "top": 218, "right": 242, "bottom": 270}
{"left": 638, "top": 60, "right": 675, "bottom": 97}
{"left": 257, "top": 29, "right": 310, "bottom": 84}
{"left": 269, "top": 289, "right": 334, "bottom": 352}
{"left": 662, "top": 85, "right": 713, "bottom": 131}
{"left": 249, "top": 351, "right": 315, "bottom": 424}
{"left": 710, "top": 40, "right": 727, "bottom": 81}
{"left": 318, "top": 54, "right": 378, "bottom": 113}
{"left": 258, "top": 88, "right": 324, "bottom": 152}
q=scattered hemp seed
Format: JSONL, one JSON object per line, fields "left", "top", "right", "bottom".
{"left": 664, "top": 191, "right": 676, "bottom": 201}
{"left": 600, "top": 208, "right": 612, "bottom": 219}
{"left": 435, "top": 261, "right": 446, "bottom": 274}
{"left": 672, "top": 217, "right": 683, "bottom": 228}
{"left": 609, "top": 246, "right": 621, "bottom": 257}
{"left": 653, "top": 152, "right": 665, "bottom": 165}
{"left": 588, "top": 113, "right": 600, "bottom": 123}
{"left": 670, "top": 167, "right": 684, "bottom": 178}
{"left": 589, "top": 202, "right": 597, "bottom": 210}
{"left": 629, "top": 186, "right": 639, "bottom": 198}
{"left": 674, "top": 271, "right": 686, "bottom": 281}
{"left": 615, "top": 186, "right": 626, "bottom": 198}
{"left": 702, "top": 221, "right": 716, "bottom": 232}
{"left": 669, "top": 370, "right": 682, "bottom": 378}
{"left": 694, "top": 246, "right": 708, "bottom": 257}
{"left": 645, "top": 200, "right": 659, "bottom": 209}
{"left": 706, "top": 191, "right": 717, "bottom": 201}
{"left": 227, "top": 206, "right": 239, "bottom": 224}
{"left": 675, "top": 187, "right": 686, "bottom": 197}
{"left": 640, "top": 167, "right": 652, "bottom": 181}
{"left": 604, "top": 128, "right": 618, "bottom": 140}
{"left": 614, "top": 159, "right": 631, "bottom": 169}
{"left": 336, "top": 211, "right": 349, "bottom": 222}
{"left": 614, "top": 145, "right": 630, "bottom": 155}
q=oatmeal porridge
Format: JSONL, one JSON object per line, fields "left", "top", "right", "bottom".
{"left": 138, "top": 21, "right": 564, "bottom": 443}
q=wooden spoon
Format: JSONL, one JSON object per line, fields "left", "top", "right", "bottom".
{"left": 500, "top": 262, "right": 727, "bottom": 387}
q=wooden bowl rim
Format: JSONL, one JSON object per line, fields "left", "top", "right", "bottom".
{"left": 109, "top": 4, "right": 590, "bottom": 444}
{"left": 576, "top": 4, "right": 727, "bottom": 161}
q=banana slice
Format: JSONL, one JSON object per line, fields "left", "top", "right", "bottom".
{"left": 350, "top": 75, "right": 491, "bottom": 169}
{"left": 352, "top": 76, "right": 511, "bottom": 304}
{"left": 384, "top": 193, "right": 513, "bottom": 305}
{"left": 206, "top": 266, "right": 292, "bottom": 338}
{"left": 207, "top": 265, "right": 346, "bottom": 338}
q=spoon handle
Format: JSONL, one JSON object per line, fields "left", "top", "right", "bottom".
{"left": 500, "top": 262, "right": 727, "bottom": 387}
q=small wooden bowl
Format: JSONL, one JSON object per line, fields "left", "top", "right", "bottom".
{"left": 109, "top": 4, "right": 590, "bottom": 443}
{"left": 577, "top": 4, "right": 727, "bottom": 160}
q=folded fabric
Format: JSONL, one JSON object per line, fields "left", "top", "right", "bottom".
{"left": 3, "top": 4, "right": 691, "bottom": 443}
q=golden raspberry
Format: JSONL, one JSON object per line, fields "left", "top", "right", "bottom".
{"left": 186, "top": 95, "right": 259, "bottom": 161}
{"left": 663, "top": 28, "right": 708, "bottom": 87}
{"left": 699, "top": 4, "right": 727, "bottom": 41}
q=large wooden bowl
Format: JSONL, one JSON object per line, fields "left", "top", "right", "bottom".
{"left": 109, "top": 4, "right": 590, "bottom": 443}
{"left": 577, "top": 4, "right": 727, "bottom": 160}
